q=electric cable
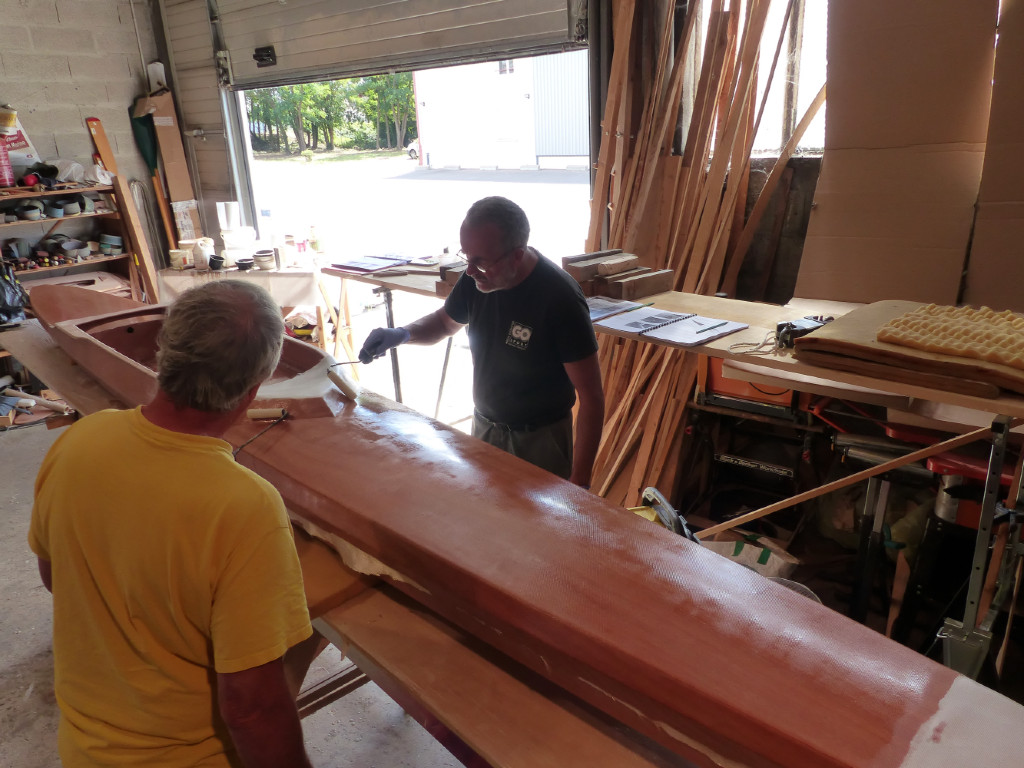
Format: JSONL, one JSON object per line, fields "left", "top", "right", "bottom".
{"left": 729, "top": 329, "right": 777, "bottom": 356}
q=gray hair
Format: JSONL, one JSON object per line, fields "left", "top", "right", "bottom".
{"left": 156, "top": 280, "right": 284, "bottom": 412}
{"left": 463, "top": 196, "right": 530, "bottom": 252}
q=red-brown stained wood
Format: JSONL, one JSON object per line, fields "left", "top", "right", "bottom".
{"left": 34, "top": 284, "right": 1024, "bottom": 768}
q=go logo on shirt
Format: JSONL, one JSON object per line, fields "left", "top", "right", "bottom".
{"left": 506, "top": 321, "right": 533, "bottom": 350}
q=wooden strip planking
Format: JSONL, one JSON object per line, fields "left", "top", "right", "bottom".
{"left": 720, "top": 83, "right": 826, "bottom": 296}
{"left": 586, "top": 0, "right": 637, "bottom": 251}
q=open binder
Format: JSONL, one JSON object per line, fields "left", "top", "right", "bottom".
{"left": 595, "top": 306, "right": 748, "bottom": 346}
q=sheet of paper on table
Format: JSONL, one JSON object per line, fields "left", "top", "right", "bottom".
{"left": 331, "top": 255, "right": 411, "bottom": 273}
{"left": 585, "top": 296, "right": 644, "bottom": 322}
{"left": 595, "top": 305, "right": 748, "bottom": 346}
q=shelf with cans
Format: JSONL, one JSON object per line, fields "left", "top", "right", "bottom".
{"left": 0, "top": 184, "right": 134, "bottom": 275}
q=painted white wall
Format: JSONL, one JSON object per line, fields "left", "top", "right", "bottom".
{"left": 415, "top": 57, "right": 537, "bottom": 170}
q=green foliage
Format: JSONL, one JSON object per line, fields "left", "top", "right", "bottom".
{"left": 245, "top": 73, "right": 417, "bottom": 155}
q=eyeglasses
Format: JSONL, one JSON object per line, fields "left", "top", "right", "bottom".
{"left": 457, "top": 247, "right": 516, "bottom": 274}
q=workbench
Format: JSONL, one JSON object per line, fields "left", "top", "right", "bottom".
{"left": 159, "top": 266, "right": 320, "bottom": 309}
{"left": 594, "top": 290, "right": 1024, "bottom": 678}
{"left": 0, "top": 320, "right": 687, "bottom": 768}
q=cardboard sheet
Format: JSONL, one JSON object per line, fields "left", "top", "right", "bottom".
{"left": 962, "top": 0, "right": 1024, "bottom": 312}
{"left": 795, "top": 0, "right": 998, "bottom": 304}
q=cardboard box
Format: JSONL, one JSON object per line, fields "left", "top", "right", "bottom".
{"left": 702, "top": 530, "right": 800, "bottom": 580}
{"left": 132, "top": 91, "right": 202, "bottom": 238}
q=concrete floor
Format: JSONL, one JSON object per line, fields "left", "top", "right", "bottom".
{"left": 0, "top": 158, "right": 590, "bottom": 763}
{"left": 0, "top": 408, "right": 461, "bottom": 767}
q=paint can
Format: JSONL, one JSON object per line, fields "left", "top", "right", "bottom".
{"left": 168, "top": 248, "right": 191, "bottom": 270}
{"left": 0, "top": 105, "right": 17, "bottom": 136}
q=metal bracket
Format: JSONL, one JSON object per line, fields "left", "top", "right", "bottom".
{"left": 215, "top": 50, "right": 232, "bottom": 88}
{"left": 939, "top": 416, "right": 1009, "bottom": 677}
{"left": 939, "top": 619, "right": 993, "bottom": 679}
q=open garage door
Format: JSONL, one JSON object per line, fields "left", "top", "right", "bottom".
{"left": 216, "top": 0, "right": 577, "bottom": 90}
{"left": 156, "top": 0, "right": 583, "bottom": 234}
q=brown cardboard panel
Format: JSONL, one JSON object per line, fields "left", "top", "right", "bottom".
{"left": 826, "top": 0, "right": 997, "bottom": 148}
{"left": 797, "top": 148, "right": 982, "bottom": 305}
{"left": 796, "top": 0, "right": 998, "bottom": 305}
{"left": 963, "top": 1, "right": 1024, "bottom": 311}
{"left": 963, "top": 204, "right": 1024, "bottom": 312}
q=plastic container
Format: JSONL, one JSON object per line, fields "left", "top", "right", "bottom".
{"left": 220, "top": 248, "right": 248, "bottom": 268}
{"left": 217, "top": 201, "right": 240, "bottom": 231}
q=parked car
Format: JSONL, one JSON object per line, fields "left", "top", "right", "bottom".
{"left": 406, "top": 140, "right": 419, "bottom": 159}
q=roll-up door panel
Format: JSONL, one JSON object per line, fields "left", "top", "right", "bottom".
{"left": 218, "top": 0, "right": 571, "bottom": 88}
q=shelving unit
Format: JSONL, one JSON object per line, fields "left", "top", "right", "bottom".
{"left": 0, "top": 211, "right": 120, "bottom": 234}
{"left": 1, "top": 184, "right": 141, "bottom": 300}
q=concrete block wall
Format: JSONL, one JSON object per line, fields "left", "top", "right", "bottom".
{"left": 0, "top": 0, "right": 161, "bottom": 185}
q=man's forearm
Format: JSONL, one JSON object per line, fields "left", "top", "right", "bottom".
{"left": 226, "top": 697, "right": 312, "bottom": 768}
{"left": 569, "top": 395, "right": 604, "bottom": 488}
{"left": 403, "top": 308, "right": 461, "bottom": 345}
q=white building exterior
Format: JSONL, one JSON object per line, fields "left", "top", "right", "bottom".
{"left": 412, "top": 49, "right": 589, "bottom": 170}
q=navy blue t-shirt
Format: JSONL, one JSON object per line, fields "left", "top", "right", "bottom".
{"left": 444, "top": 253, "right": 598, "bottom": 426}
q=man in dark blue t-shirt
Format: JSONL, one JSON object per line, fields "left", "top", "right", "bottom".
{"left": 359, "top": 196, "right": 604, "bottom": 488}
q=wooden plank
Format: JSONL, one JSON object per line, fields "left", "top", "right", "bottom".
{"left": 795, "top": 348, "right": 1000, "bottom": 400}
{"left": 564, "top": 252, "right": 638, "bottom": 281}
{"left": 0, "top": 320, "right": 125, "bottom": 414}
{"left": 316, "top": 585, "right": 687, "bottom": 768}
{"left": 794, "top": 300, "right": 1024, "bottom": 395}
{"left": 605, "top": 269, "right": 674, "bottom": 300}
{"left": 586, "top": 0, "right": 637, "bottom": 252}
{"left": 85, "top": 118, "right": 161, "bottom": 302}
{"left": 596, "top": 254, "right": 641, "bottom": 276}
{"left": 561, "top": 248, "right": 622, "bottom": 267}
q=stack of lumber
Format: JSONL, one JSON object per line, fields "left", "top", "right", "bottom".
{"left": 562, "top": 249, "right": 674, "bottom": 299}
{"left": 434, "top": 261, "right": 467, "bottom": 297}
{"left": 587, "top": 0, "right": 826, "bottom": 505}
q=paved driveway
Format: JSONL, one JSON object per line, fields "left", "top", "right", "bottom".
{"left": 249, "top": 155, "right": 593, "bottom": 423}
{"left": 251, "top": 155, "right": 591, "bottom": 259}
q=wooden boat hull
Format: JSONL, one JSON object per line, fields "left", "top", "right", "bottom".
{"left": 32, "top": 285, "right": 1024, "bottom": 768}
{"left": 31, "top": 285, "right": 350, "bottom": 418}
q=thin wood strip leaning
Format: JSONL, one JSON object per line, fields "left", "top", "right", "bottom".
{"left": 696, "top": 421, "right": 1021, "bottom": 539}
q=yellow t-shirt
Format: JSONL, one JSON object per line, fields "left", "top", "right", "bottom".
{"left": 29, "top": 407, "right": 313, "bottom": 767}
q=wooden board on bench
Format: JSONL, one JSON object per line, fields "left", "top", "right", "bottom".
{"left": 795, "top": 300, "right": 1024, "bottom": 397}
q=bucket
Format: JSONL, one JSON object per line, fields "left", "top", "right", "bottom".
{"left": 0, "top": 106, "right": 17, "bottom": 136}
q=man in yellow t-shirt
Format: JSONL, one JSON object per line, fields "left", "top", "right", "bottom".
{"left": 29, "top": 281, "right": 315, "bottom": 768}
